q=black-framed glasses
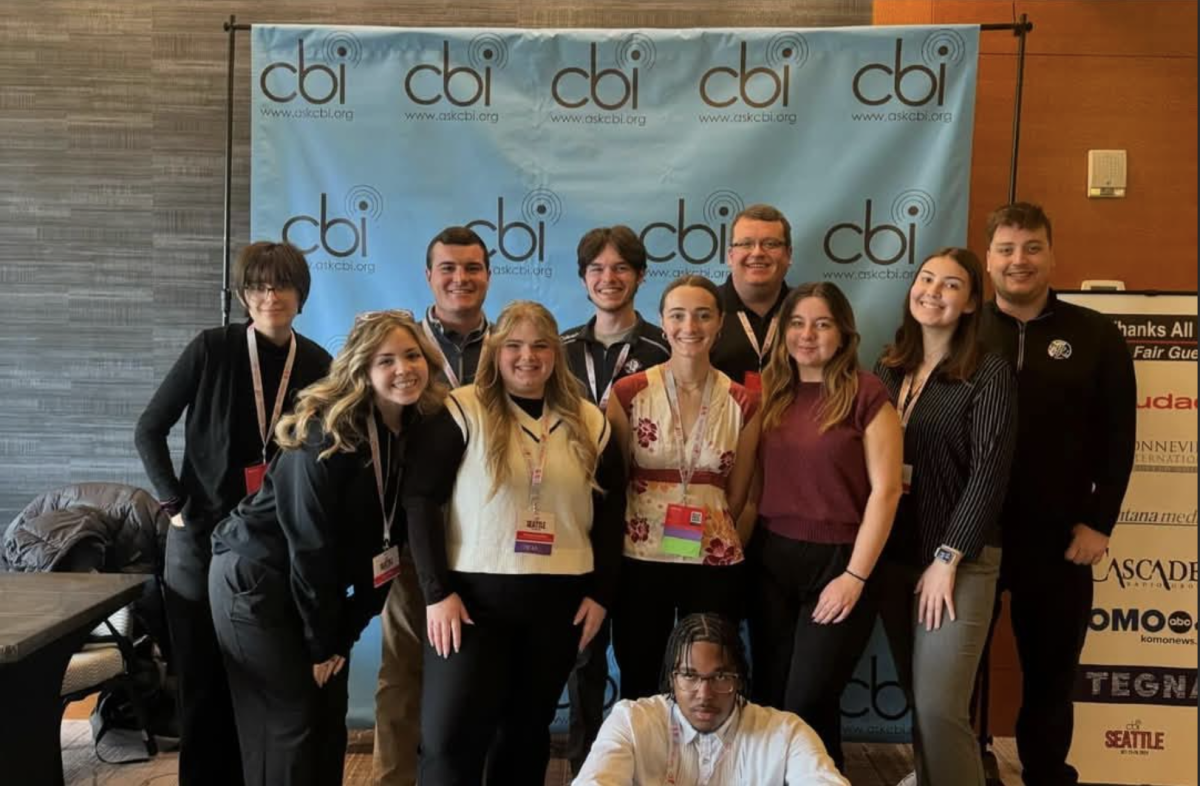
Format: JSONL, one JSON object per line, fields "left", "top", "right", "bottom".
{"left": 354, "top": 308, "right": 415, "bottom": 325}
{"left": 673, "top": 670, "right": 739, "bottom": 694}
{"left": 729, "top": 238, "right": 787, "bottom": 252}
{"left": 244, "top": 282, "right": 297, "bottom": 298}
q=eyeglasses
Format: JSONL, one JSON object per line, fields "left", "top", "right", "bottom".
{"left": 673, "top": 670, "right": 739, "bottom": 694}
{"left": 354, "top": 308, "right": 415, "bottom": 325}
{"left": 244, "top": 282, "right": 296, "bottom": 298}
{"left": 729, "top": 238, "right": 787, "bottom": 252}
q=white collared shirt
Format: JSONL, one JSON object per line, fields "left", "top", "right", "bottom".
{"left": 573, "top": 695, "right": 850, "bottom": 786}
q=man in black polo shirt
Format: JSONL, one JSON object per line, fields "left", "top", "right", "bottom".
{"left": 374, "top": 225, "right": 492, "bottom": 786}
{"left": 560, "top": 225, "right": 669, "bottom": 774}
{"left": 979, "top": 202, "right": 1136, "bottom": 786}
{"left": 710, "top": 203, "right": 793, "bottom": 392}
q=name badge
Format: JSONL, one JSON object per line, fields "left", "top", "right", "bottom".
{"left": 901, "top": 463, "right": 913, "bottom": 495}
{"left": 373, "top": 545, "right": 402, "bottom": 588}
{"left": 515, "top": 509, "right": 556, "bottom": 556}
{"left": 742, "top": 371, "right": 762, "bottom": 393}
{"left": 244, "top": 462, "right": 267, "bottom": 495}
{"left": 662, "top": 503, "right": 705, "bottom": 559}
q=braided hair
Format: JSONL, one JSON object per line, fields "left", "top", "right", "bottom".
{"left": 658, "top": 613, "right": 751, "bottom": 703}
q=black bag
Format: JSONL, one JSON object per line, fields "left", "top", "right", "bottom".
{"left": 87, "top": 635, "right": 177, "bottom": 763}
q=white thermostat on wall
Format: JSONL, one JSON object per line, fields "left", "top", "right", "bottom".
{"left": 1087, "top": 149, "right": 1127, "bottom": 198}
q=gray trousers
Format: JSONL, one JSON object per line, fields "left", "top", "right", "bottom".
{"left": 878, "top": 546, "right": 1001, "bottom": 786}
{"left": 373, "top": 548, "right": 425, "bottom": 786}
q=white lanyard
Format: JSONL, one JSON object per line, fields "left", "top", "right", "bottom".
{"left": 584, "top": 343, "right": 632, "bottom": 409}
{"left": 518, "top": 411, "right": 552, "bottom": 512}
{"left": 246, "top": 325, "right": 297, "bottom": 462}
{"left": 366, "top": 411, "right": 400, "bottom": 549}
{"left": 735, "top": 311, "right": 777, "bottom": 368}
{"left": 663, "top": 368, "right": 715, "bottom": 501}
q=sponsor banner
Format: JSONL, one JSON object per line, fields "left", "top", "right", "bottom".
{"left": 1061, "top": 293, "right": 1198, "bottom": 786}
{"left": 251, "top": 24, "right": 979, "bottom": 361}
{"left": 1071, "top": 702, "right": 1197, "bottom": 785}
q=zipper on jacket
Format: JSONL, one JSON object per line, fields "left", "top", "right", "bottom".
{"left": 1016, "top": 322, "right": 1026, "bottom": 372}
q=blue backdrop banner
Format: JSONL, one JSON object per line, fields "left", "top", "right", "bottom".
{"left": 250, "top": 23, "right": 980, "bottom": 737}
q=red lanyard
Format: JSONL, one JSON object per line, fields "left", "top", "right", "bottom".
{"left": 246, "top": 325, "right": 296, "bottom": 462}
{"left": 736, "top": 311, "right": 777, "bottom": 368}
{"left": 517, "top": 410, "right": 551, "bottom": 512}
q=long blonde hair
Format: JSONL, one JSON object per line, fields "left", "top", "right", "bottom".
{"left": 472, "top": 301, "right": 599, "bottom": 499}
{"left": 761, "top": 283, "right": 861, "bottom": 434}
{"left": 277, "top": 311, "right": 448, "bottom": 460}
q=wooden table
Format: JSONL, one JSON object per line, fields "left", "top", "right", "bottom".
{"left": 0, "top": 572, "right": 153, "bottom": 786}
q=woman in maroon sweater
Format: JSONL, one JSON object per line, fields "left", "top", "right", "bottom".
{"left": 746, "top": 281, "right": 903, "bottom": 771}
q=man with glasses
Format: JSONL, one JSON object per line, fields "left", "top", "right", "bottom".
{"left": 710, "top": 203, "right": 793, "bottom": 391}
{"left": 574, "top": 613, "right": 848, "bottom": 785}
{"left": 374, "top": 226, "right": 492, "bottom": 786}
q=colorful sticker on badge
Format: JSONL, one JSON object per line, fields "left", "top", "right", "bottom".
{"left": 515, "top": 509, "right": 556, "bottom": 556}
{"left": 662, "top": 503, "right": 704, "bottom": 558}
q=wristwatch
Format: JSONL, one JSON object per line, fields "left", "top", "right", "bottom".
{"left": 933, "top": 546, "right": 961, "bottom": 568}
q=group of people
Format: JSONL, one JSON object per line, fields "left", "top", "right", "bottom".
{"left": 135, "top": 200, "right": 1136, "bottom": 786}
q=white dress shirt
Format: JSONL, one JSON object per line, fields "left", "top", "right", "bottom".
{"left": 572, "top": 695, "right": 850, "bottom": 786}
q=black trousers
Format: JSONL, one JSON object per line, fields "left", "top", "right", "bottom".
{"left": 566, "top": 616, "right": 612, "bottom": 775}
{"left": 999, "top": 550, "right": 1093, "bottom": 786}
{"left": 209, "top": 550, "right": 350, "bottom": 786}
{"left": 164, "top": 521, "right": 244, "bottom": 786}
{"left": 612, "top": 557, "right": 745, "bottom": 701}
{"left": 746, "top": 530, "right": 876, "bottom": 770}
{"left": 419, "top": 572, "right": 586, "bottom": 786}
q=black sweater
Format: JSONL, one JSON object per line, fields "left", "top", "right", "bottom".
{"left": 211, "top": 409, "right": 409, "bottom": 663}
{"left": 134, "top": 322, "right": 332, "bottom": 527}
{"left": 979, "top": 292, "right": 1137, "bottom": 550}
{"left": 875, "top": 353, "right": 1017, "bottom": 565}
{"left": 403, "top": 395, "right": 627, "bottom": 610}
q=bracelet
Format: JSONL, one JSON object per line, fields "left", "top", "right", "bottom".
{"left": 844, "top": 568, "right": 867, "bottom": 583}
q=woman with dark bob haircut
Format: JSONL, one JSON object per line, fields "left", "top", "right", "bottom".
{"left": 874, "top": 247, "right": 1018, "bottom": 786}
{"left": 135, "top": 241, "right": 331, "bottom": 786}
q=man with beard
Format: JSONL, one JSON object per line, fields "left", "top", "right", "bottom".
{"left": 373, "top": 225, "right": 492, "bottom": 786}
{"left": 710, "top": 203, "right": 793, "bottom": 392}
{"left": 560, "top": 224, "right": 670, "bottom": 774}
{"left": 574, "top": 613, "right": 848, "bottom": 785}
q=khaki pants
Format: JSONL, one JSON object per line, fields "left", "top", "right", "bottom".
{"left": 373, "top": 550, "right": 426, "bottom": 786}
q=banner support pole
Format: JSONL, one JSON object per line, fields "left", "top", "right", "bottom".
{"left": 221, "top": 15, "right": 239, "bottom": 326}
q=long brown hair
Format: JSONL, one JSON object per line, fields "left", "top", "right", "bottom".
{"left": 473, "top": 301, "right": 598, "bottom": 500}
{"left": 276, "top": 311, "right": 448, "bottom": 460}
{"left": 878, "top": 247, "right": 985, "bottom": 381}
{"left": 761, "top": 282, "right": 861, "bottom": 433}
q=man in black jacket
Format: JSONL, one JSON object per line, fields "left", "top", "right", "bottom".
{"left": 979, "top": 202, "right": 1136, "bottom": 786}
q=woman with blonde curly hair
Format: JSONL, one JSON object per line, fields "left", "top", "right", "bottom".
{"left": 747, "top": 281, "right": 902, "bottom": 772}
{"left": 208, "top": 309, "right": 446, "bottom": 786}
{"left": 404, "top": 300, "right": 626, "bottom": 786}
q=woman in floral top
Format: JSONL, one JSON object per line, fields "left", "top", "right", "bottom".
{"left": 606, "top": 274, "right": 761, "bottom": 700}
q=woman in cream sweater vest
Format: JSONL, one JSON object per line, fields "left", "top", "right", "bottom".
{"left": 403, "top": 301, "right": 627, "bottom": 786}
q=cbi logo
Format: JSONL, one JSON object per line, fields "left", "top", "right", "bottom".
{"left": 403, "top": 34, "right": 508, "bottom": 107}
{"left": 841, "top": 655, "right": 910, "bottom": 721}
{"left": 552, "top": 35, "right": 655, "bottom": 111}
{"left": 700, "top": 33, "right": 809, "bottom": 108}
{"left": 466, "top": 189, "right": 562, "bottom": 263}
{"left": 282, "top": 185, "right": 384, "bottom": 258}
{"left": 852, "top": 29, "right": 966, "bottom": 107}
{"left": 823, "top": 190, "right": 935, "bottom": 266}
{"left": 639, "top": 191, "right": 744, "bottom": 265}
{"left": 260, "top": 31, "right": 363, "bottom": 105}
